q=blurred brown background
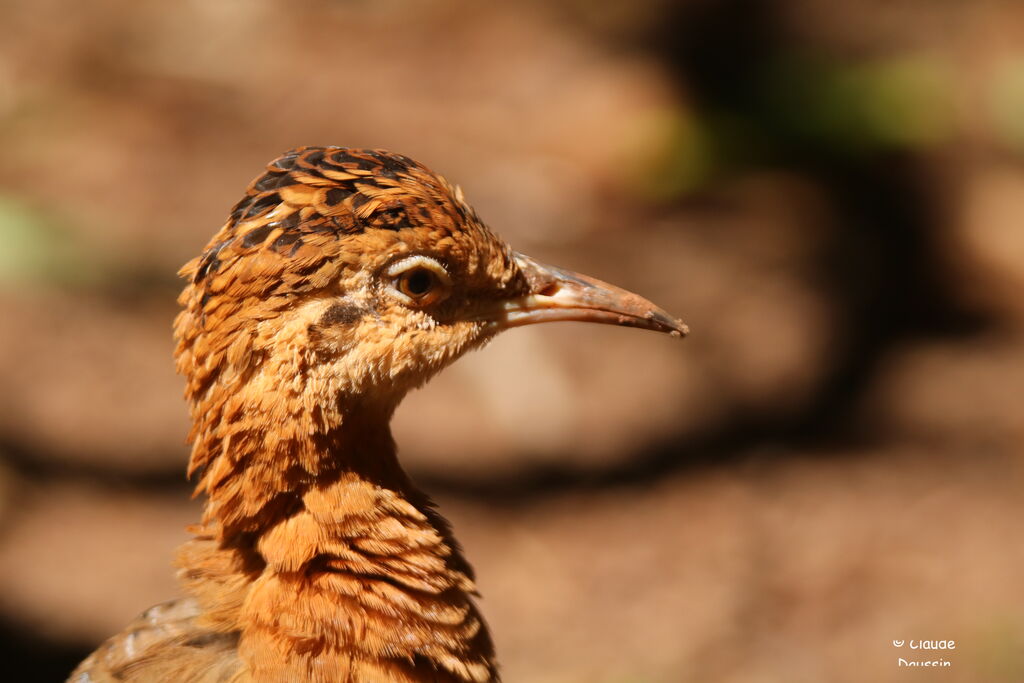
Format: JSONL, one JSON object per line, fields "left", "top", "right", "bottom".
{"left": 1, "top": 1, "right": 1023, "bottom": 681}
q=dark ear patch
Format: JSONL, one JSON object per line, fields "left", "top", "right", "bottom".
{"left": 318, "top": 302, "right": 364, "bottom": 326}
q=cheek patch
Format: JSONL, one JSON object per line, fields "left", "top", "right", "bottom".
{"left": 319, "top": 302, "right": 366, "bottom": 326}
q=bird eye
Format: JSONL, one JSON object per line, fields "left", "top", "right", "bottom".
{"left": 386, "top": 256, "right": 452, "bottom": 307}
{"left": 398, "top": 268, "right": 437, "bottom": 298}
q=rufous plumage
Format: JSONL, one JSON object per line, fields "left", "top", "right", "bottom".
{"left": 70, "top": 147, "right": 686, "bottom": 683}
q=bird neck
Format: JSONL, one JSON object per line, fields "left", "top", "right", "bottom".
{"left": 177, "top": 396, "right": 497, "bottom": 681}
{"left": 191, "top": 395, "right": 410, "bottom": 532}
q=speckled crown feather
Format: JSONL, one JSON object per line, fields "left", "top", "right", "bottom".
{"left": 186, "top": 146, "right": 485, "bottom": 294}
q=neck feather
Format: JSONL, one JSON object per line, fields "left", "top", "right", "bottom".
{"left": 176, "top": 385, "right": 497, "bottom": 682}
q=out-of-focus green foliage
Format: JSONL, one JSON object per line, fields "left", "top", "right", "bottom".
{"left": 630, "top": 53, "right": 958, "bottom": 201}
{"left": 992, "top": 58, "right": 1024, "bottom": 152}
{"left": 0, "top": 197, "right": 178, "bottom": 295}
{"left": 764, "top": 53, "right": 954, "bottom": 154}
{"left": 628, "top": 107, "right": 717, "bottom": 200}
{"left": 0, "top": 196, "right": 100, "bottom": 288}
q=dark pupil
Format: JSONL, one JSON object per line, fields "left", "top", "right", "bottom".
{"left": 404, "top": 269, "right": 433, "bottom": 296}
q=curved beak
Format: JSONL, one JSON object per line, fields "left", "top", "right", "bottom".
{"left": 488, "top": 252, "right": 688, "bottom": 338}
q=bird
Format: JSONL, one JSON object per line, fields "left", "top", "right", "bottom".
{"left": 68, "top": 146, "right": 687, "bottom": 683}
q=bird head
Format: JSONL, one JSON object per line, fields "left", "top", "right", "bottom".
{"left": 174, "top": 147, "right": 685, "bottom": 509}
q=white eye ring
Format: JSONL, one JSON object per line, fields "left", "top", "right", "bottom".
{"left": 385, "top": 255, "right": 452, "bottom": 306}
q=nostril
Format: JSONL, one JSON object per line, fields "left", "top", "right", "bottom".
{"left": 537, "top": 282, "right": 560, "bottom": 297}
